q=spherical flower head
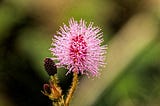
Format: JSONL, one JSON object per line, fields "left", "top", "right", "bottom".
{"left": 50, "top": 18, "right": 106, "bottom": 77}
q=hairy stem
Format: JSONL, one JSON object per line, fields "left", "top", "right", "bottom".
{"left": 65, "top": 72, "right": 78, "bottom": 106}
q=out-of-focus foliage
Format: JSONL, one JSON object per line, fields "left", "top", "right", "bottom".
{"left": 93, "top": 41, "right": 160, "bottom": 106}
{"left": 0, "top": 0, "right": 160, "bottom": 106}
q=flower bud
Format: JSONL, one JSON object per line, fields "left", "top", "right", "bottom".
{"left": 44, "top": 58, "right": 57, "bottom": 76}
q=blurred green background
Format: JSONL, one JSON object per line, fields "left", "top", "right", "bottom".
{"left": 0, "top": 0, "right": 160, "bottom": 106}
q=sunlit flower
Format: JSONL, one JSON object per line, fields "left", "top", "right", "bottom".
{"left": 50, "top": 18, "right": 106, "bottom": 77}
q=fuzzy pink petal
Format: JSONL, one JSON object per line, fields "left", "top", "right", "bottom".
{"left": 50, "top": 18, "right": 107, "bottom": 77}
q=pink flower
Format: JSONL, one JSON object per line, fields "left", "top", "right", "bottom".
{"left": 50, "top": 18, "right": 106, "bottom": 77}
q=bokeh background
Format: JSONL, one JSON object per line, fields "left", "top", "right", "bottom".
{"left": 0, "top": 0, "right": 160, "bottom": 106}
